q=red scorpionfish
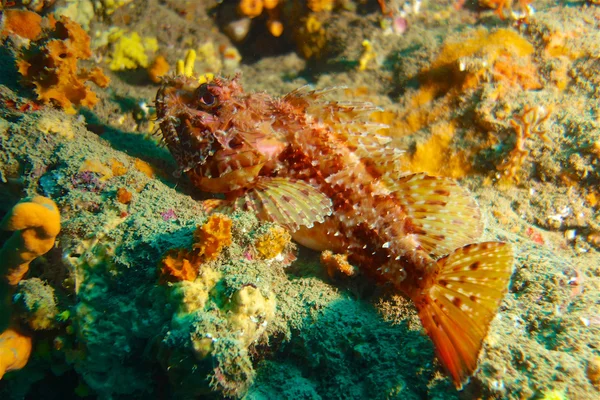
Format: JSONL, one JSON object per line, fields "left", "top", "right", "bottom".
{"left": 155, "top": 74, "right": 514, "bottom": 389}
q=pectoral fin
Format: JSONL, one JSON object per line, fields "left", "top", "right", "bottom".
{"left": 234, "top": 178, "right": 333, "bottom": 231}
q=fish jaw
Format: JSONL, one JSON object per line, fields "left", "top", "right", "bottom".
{"left": 189, "top": 163, "right": 265, "bottom": 193}
{"left": 156, "top": 75, "right": 284, "bottom": 192}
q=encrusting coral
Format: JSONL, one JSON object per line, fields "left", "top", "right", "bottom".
{"left": 0, "top": 9, "right": 43, "bottom": 40}
{"left": 0, "top": 328, "right": 32, "bottom": 379}
{"left": 158, "top": 214, "right": 232, "bottom": 283}
{"left": 0, "top": 196, "right": 61, "bottom": 286}
{"left": 253, "top": 225, "right": 291, "bottom": 260}
{"left": 15, "top": 15, "right": 110, "bottom": 113}
{"left": 497, "top": 105, "right": 552, "bottom": 183}
{"left": 159, "top": 248, "right": 200, "bottom": 283}
{"left": 13, "top": 278, "right": 59, "bottom": 331}
{"left": 148, "top": 55, "right": 170, "bottom": 83}
{"left": 193, "top": 214, "right": 233, "bottom": 262}
{"left": 320, "top": 250, "right": 357, "bottom": 279}
{"left": 107, "top": 30, "right": 159, "bottom": 71}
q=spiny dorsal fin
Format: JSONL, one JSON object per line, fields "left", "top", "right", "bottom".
{"left": 234, "top": 177, "right": 333, "bottom": 231}
{"left": 283, "top": 86, "right": 348, "bottom": 111}
{"left": 415, "top": 242, "right": 514, "bottom": 388}
{"left": 283, "top": 85, "right": 406, "bottom": 179}
{"left": 390, "top": 173, "right": 483, "bottom": 257}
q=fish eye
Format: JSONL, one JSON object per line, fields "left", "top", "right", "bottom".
{"left": 195, "top": 84, "right": 217, "bottom": 108}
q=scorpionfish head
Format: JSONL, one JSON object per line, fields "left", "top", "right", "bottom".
{"left": 155, "top": 75, "right": 284, "bottom": 193}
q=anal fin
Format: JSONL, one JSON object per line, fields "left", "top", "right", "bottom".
{"left": 414, "top": 242, "right": 514, "bottom": 389}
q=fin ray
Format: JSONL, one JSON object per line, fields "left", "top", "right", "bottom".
{"left": 235, "top": 178, "right": 333, "bottom": 231}
{"left": 415, "top": 242, "right": 514, "bottom": 389}
{"left": 391, "top": 173, "right": 483, "bottom": 257}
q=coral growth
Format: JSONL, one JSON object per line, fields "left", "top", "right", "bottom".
{"left": 107, "top": 30, "right": 159, "bottom": 71}
{"left": 0, "top": 9, "right": 43, "bottom": 40}
{"left": 158, "top": 214, "right": 232, "bottom": 283}
{"left": 4, "top": 1, "right": 56, "bottom": 12}
{"left": 13, "top": 278, "right": 59, "bottom": 330}
{"left": 116, "top": 187, "right": 132, "bottom": 204}
{"left": 15, "top": 15, "right": 110, "bottom": 113}
{"left": 497, "top": 106, "right": 552, "bottom": 183}
{"left": 95, "top": 0, "right": 133, "bottom": 16}
{"left": 294, "top": 14, "right": 327, "bottom": 59}
{"left": 401, "top": 121, "right": 473, "bottom": 178}
{"left": 588, "top": 356, "right": 600, "bottom": 390}
{"left": 170, "top": 267, "right": 221, "bottom": 316}
{"left": 237, "top": 0, "right": 283, "bottom": 37}
{"left": 148, "top": 55, "right": 170, "bottom": 83}
{"left": 253, "top": 225, "right": 291, "bottom": 260}
{"left": 227, "top": 285, "right": 276, "bottom": 348}
{"left": 159, "top": 249, "right": 200, "bottom": 283}
{"left": 0, "top": 196, "right": 60, "bottom": 286}
{"left": 479, "top": 0, "right": 533, "bottom": 20}
{"left": 307, "top": 0, "right": 336, "bottom": 12}
{"left": 0, "top": 328, "right": 32, "bottom": 379}
{"left": 420, "top": 28, "right": 541, "bottom": 99}
{"left": 193, "top": 214, "right": 233, "bottom": 261}
{"left": 321, "top": 250, "right": 357, "bottom": 279}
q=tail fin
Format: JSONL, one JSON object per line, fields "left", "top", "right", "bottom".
{"left": 414, "top": 242, "right": 514, "bottom": 389}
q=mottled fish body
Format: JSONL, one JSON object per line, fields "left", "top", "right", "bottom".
{"left": 156, "top": 74, "right": 514, "bottom": 389}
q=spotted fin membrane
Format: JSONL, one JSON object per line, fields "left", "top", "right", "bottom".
{"left": 416, "top": 242, "right": 514, "bottom": 388}
{"left": 234, "top": 177, "right": 333, "bottom": 231}
{"left": 390, "top": 173, "right": 483, "bottom": 258}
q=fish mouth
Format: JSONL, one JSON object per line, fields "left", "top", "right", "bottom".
{"left": 155, "top": 77, "right": 220, "bottom": 174}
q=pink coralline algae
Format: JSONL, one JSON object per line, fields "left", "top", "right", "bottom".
{"left": 161, "top": 209, "right": 177, "bottom": 221}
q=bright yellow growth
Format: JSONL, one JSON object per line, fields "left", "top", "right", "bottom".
{"left": 98, "top": 0, "right": 134, "bottom": 15}
{"left": 358, "top": 40, "right": 376, "bottom": 71}
{"left": 0, "top": 196, "right": 61, "bottom": 285}
{"left": 540, "top": 390, "right": 567, "bottom": 400}
{"left": 422, "top": 28, "right": 540, "bottom": 98}
{"left": 79, "top": 159, "right": 113, "bottom": 181}
{"left": 109, "top": 31, "right": 159, "bottom": 71}
{"left": 133, "top": 159, "right": 155, "bottom": 178}
{"left": 254, "top": 225, "right": 291, "bottom": 260}
{"left": 172, "top": 268, "right": 221, "bottom": 315}
{"left": 401, "top": 121, "right": 472, "bottom": 178}
{"left": 432, "top": 28, "right": 534, "bottom": 68}
{"left": 176, "top": 49, "right": 196, "bottom": 77}
{"left": 176, "top": 49, "right": 215, "bottom": 84}
{"left": 0, "top": 329, "right": 32, "bottom": 379}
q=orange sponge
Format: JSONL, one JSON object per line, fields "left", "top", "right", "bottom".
{"left": 16, "top": 16, "right": 110, "bottom": 113}
{"left": 0, "top": 328, "right": 32, "bottom": 379}
{"left": 0, "top": 9, "right": 43, "bottom": 40}
{"left": 0, "top": 196, "right": 61, "bottom": 285}
{"left": 192, "top": 214, "right": 232, "bottom": 261}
